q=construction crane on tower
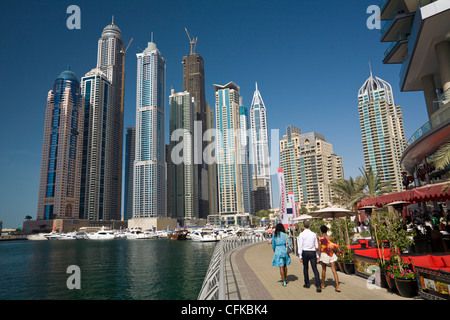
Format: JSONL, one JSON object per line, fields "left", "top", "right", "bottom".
{"left": 185, "top": 28, "right": 197, "bottom": 55}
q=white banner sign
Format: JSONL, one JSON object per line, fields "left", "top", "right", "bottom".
{"left": 277, "top": 168, "right": 288, "bottom": 225}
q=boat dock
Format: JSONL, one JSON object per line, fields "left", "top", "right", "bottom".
{"left": 200, "top": 239, "right": 415, "bottom": 300}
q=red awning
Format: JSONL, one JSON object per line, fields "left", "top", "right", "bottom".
{"left": 359, "top": 181, "right": 450, "bottom": 207}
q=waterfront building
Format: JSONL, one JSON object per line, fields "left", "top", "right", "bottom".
{"left": 252, "top": 179, "right": 270, "bottom": 214}
{"left": 182, "top": 49, "right": 212, "bottom": 219}
{"left": 37, "top": 70, "right": 84, "bottom": 220}
{"left": 358, "top": 72, "right": 406, "bottom": 191}
{"left": 249, "top": 83, "right": 273, "bottom": 209}
{"left": 206, "top": 103, "right": 219, "bottom": 215}
{"left": 380, "top": 0, "right": 450, "bottom": 184}
{"left": 214, "top": 82, "right": 246, "bottom": 225}
{"left": 168, "top": 89, "right": 199, "bottom": 220}
{"left": 280, "top": 126, "right": 344, "bottom": 209}
{"left": 239, "top": 102, "right": 254, "bottom": 215}
{"left": 124, "top": 127, "right": 136, "bottom": 221}
{"left": 134, "top": 39, "right": 167, "bottom": 218}
{"left": 79, "top": 68, "right": 112, "bottom": 220}
{"left": 95, "top": 20, "right": 125, "bottom": 220}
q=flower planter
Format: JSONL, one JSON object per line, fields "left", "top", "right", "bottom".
{"left": 395, "top": 278, "right": 418, "bottom": 298}
{"left": 375, "top": 270, "right": 388, "bottom": 288}
{"left": 384, "top": 273, "right": 397, "bottom": 292}
{"left": 343, "top": 261, "right": 355, "bottom": 274}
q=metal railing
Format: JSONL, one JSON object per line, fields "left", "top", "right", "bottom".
{"left": 405, "top": 105, "right": 450, "bottom": 147}
{"left": 197, "top": 233, "right": 267, "bottom": 300}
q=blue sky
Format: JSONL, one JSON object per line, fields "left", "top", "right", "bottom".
{"left": 0, "top": 0, "right": 428, "bottom": 228}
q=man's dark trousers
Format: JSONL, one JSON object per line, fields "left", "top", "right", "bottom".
{"left": 302, "top": 251, "right": 321, "bottom": 288}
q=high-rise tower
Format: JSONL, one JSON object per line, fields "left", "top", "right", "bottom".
{"left": 134, "top": 39, "right": 167, "bottom": 218}
{"left": 214, "top": 82, "right": 245, "bottom": 218}
{"left": 358, "top": 72, "right": 406, "bottom": 191}
{"left": 124, "top": 126, "right": 136, "bottom": 221}
{"left": 79, "top": 68, "right": 112, "bottom": 220}
{"left": 168, "top": 90, "right": 199, "bottom": 220}
{"left": 37, "top": 70, "right": 84, "bottom": 220}
{"left": 280, "top": 126, "right": 344, "bottom": 209}
{"left": 182, "top": 32, "right": 211, "bottom": 219}
{"left": 250, "top": 83, "right": 273, "bottom": 209}
{"left": 239, "top": 102, "right": 254, "bottom": 215}
{"left": 95, "top": 20, "right": 125, "bottom": 220}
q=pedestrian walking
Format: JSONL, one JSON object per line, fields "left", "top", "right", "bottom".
{"left": 272, "top": 223, "right": 291, "bottom": 287}
{"left": 297, "top": 220, "right": 321, "bottom": 292}
{"left": 318, "top": 225, "right": 341, "bottom": 292}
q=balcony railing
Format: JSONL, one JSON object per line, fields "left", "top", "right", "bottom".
{"left": 433, "top": 88, "right": 450, "bottom": 111}
{"left": 405, "top": 105, "right": 450, "bottom": 147}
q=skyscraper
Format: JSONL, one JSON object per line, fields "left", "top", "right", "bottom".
{"left": 239, "top": 102, "right": 254, "bottom": 215}
{"left": 37, "top": 70, "right": 84, "bottom": 220}
{"left": 249, "top": 83, "right": 273, "bottom": 209}
{"left": 95, "top": 20, "right": 125, "bottom": 220}
{"left": 215, "top": 82, "right": 245, "bottom": 221}
{"left": 124, "top": 126, "right": 136, "bottom": 221}
{"left": 182, "top": 50, "right": 210, "bottom": 219}
{"left": 168, "top": 90, "right": 199, "bottom": 220}
{"left": 358, "top": 72, "right": 406, "bottom": 191}
{"left": 134, "top": 39, "right": 166, "bottom": 218}
{"left": 280, "top": 126, "right": 344, "bottom": 209}
{"left": 79, "top": 68, "right": 112, "bottom": 220}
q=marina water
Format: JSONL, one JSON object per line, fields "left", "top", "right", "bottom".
{"left": 0, "top": 238, "right": 216, "bottom": 300}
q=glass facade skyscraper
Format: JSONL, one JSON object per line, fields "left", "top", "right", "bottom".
{"left": 250, "top": 83, "right": 273, "bottom": 209}
{"left": 214, "top": 82, "right": 245, "bottom": 218}
{"left": 239, "top": 103, "right": 254, "bottom": 215}
{"left": 124, "top": 126, "right": 136, "bottom": 221}
{"left": 37, "top": 70, "right": 84, "bottom": 220}
{"left": 168, "top": 90, "right": 199, "bottom": 220}
{"left": 358, "top": 73, "right": 406, "bottom": 192}
{"left": 134, "top": 40, "right": 167, "bottom": 218}
{"left": 79, "top": 68, "right": 112, "bottom": 220}
{"left": 95, "top": 21, "right": 125, "bottom": 220}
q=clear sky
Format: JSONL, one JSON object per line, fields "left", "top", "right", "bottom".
{"left": 0, "top": 0, "right": 428, "bottom": 228}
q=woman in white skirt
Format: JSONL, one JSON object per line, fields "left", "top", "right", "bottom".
{"left": 318, "top": 225, "right": 341, "bottom": 292}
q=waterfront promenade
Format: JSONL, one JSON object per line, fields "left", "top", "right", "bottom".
{"left": 224, "top": 241, "right": 414, "bottom": 300}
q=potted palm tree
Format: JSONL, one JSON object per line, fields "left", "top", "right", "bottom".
{"left": 373, "top": 210, "right": 417, "bottom": 296}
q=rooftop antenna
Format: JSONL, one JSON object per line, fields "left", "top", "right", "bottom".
{"left": 151, "top": 32, "right": 153, "bottom": 43}
{"left": 112, "top": 15, "right": 114, "bottom": 24}
{"left": 369, "top": 61, "right": 373, "bottom": 78}
{"left": 185, "top": 28, "right": 198, "bottom": 54}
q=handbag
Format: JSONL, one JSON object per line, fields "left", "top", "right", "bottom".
{"left": 286, "top": 233, "right": 293, "bottom": 255}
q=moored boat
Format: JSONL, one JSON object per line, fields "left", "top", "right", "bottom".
{"left": 168, "top": 230, "right": 188, "bottom": 240}
{"left": 85, "top": 227, "right": 116, "bottom": 240}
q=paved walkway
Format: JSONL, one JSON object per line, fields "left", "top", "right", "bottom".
{"left": 225, "top": 241, "right": 415, "bottom": 300}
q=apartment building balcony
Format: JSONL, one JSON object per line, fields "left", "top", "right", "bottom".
{"left": 380, "top": 12, "right": 415, "bottom": 42}
{"left": 383, "top": 38, "right": 409, "bottom": 64}
{"left": 380, "top": 0, "right": 435, "bottom": 20}
{"left": 399, "top": 1, "right": 450, "bottom": 92}
{"left": 401, "top": 104, "right": 450, "bottom": 173}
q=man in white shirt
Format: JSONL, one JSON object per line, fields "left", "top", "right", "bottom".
{"left": 297, "top": 220, "right": 321, "bottom": 292}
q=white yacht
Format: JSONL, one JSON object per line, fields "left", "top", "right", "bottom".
{"left": 190, "top": 229, "right": 219, "bottom": 242}
{"left": 44, "top": 232, "right": 76, "bottom": 240}
{"left": 27, "top": 233, "right": 49, "bottom": 241}
{"left": 85, "top": 227, "right": 116, "bottom": 240}
{"left": 125, "top": 228, "right": 151, "bottom": 240}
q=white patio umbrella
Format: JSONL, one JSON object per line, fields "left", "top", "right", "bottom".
{"left": 309, "top": 206, "right": 357, "bottom": 219}
{"left": 293, "top": 214, "right": 314, "bottom": 221}
{"left": 309, "top": 207, "right": 357, "bottom": 246}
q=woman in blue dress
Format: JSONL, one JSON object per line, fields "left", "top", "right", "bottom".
{"left": 272, "top": 223, "right": 292, "bottom": 287}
